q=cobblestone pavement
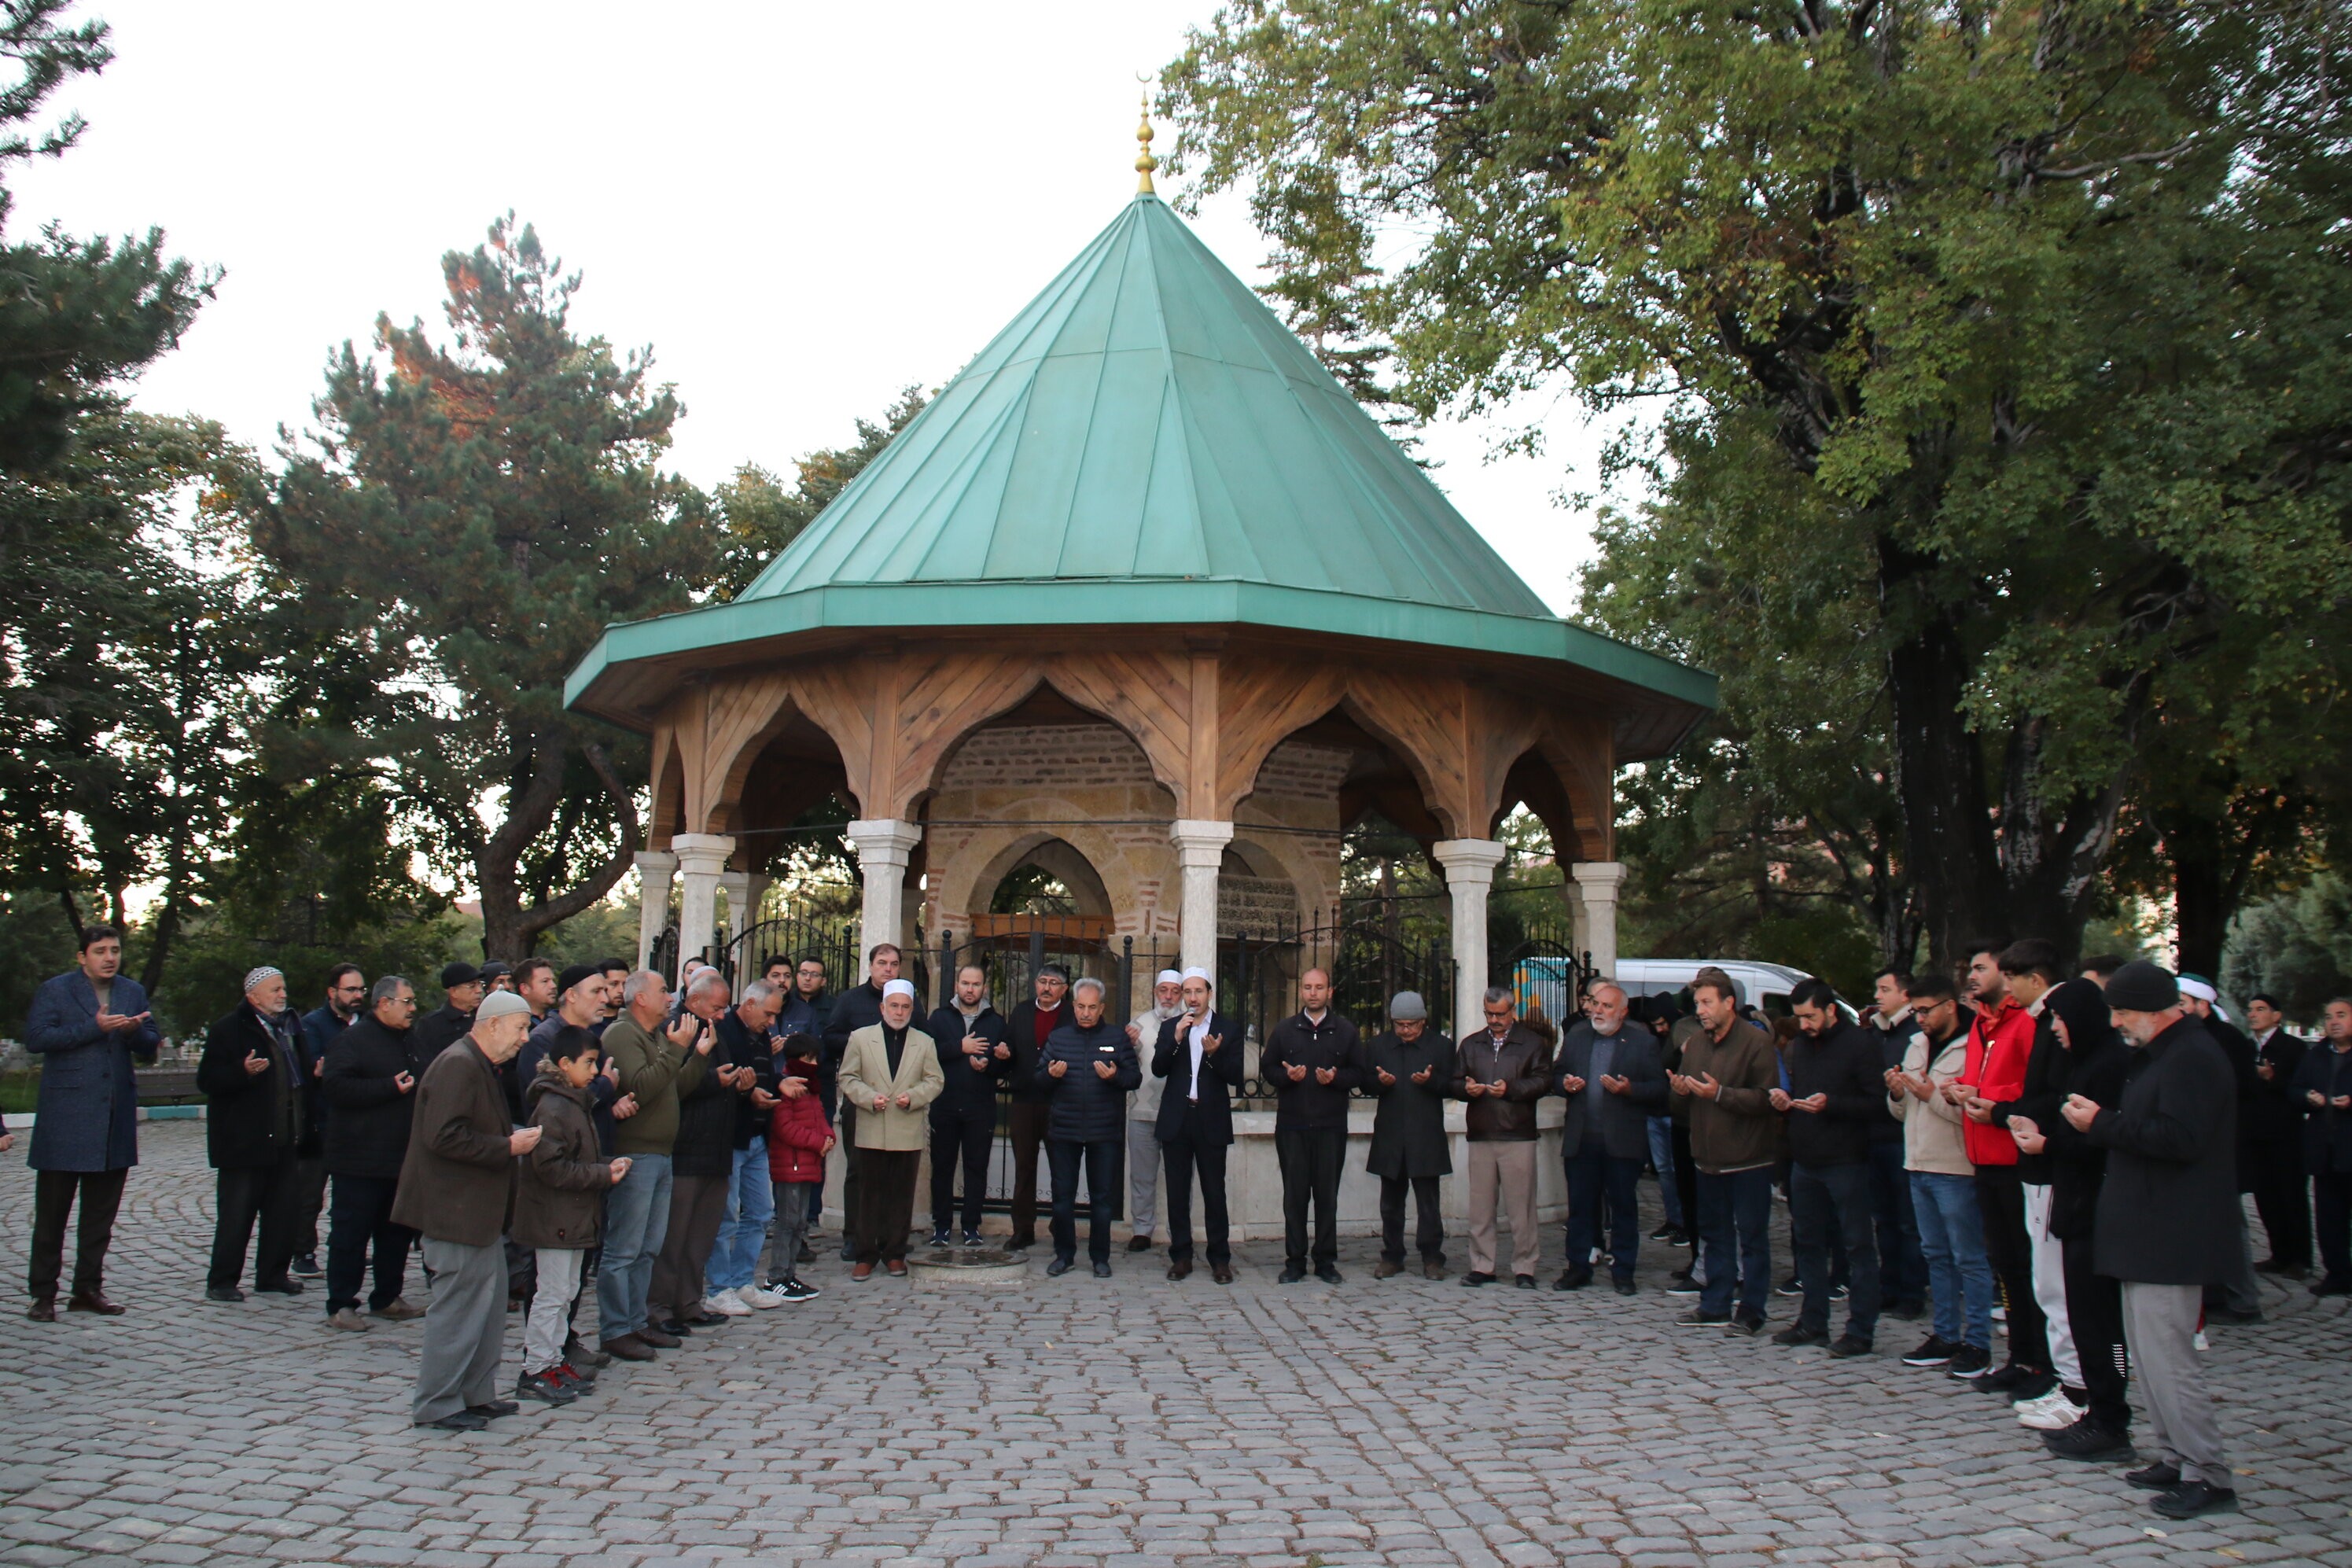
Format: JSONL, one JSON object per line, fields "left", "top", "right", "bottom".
{"left": 0, "top": 1124, "right": 2346, "bottom": 1567}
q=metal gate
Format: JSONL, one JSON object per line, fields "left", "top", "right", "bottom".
{"left": 1226, "top": 904, "right": 1456, "bottom": 1099}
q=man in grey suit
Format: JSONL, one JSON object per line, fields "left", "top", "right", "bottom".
{"left": 20, "top": 926, "right": 160, "bottom": 1320}
{"left": 1554, "top": 981, "right": 1666, "bottom": 1294}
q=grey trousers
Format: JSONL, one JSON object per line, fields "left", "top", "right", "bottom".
{"left": 413, "top": 1237, "right": 506, "bottom": 1424}
{"left": 2120, "top": 1280, "right": 2227, "bottom": 1485}
{"left": 1127, "top": 1120, "right": 1160, "bottom": 1236}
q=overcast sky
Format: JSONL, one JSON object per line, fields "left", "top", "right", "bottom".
{"left": 13, "top": 0, "right": 1621, "bottom": 613}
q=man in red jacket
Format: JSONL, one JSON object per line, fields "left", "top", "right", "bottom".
{"left": 1946, "top": 940, "right": 2052, "bottom": 1395}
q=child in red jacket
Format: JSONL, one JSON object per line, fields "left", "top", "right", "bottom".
{"left": 764, "top": 1035, "right": 834, "bottom": 1302}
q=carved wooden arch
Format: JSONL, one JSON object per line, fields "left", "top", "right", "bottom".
{"left": 694, "top": 670, "right": 808, "bottom": 837}
{"left": 1488, "top": 712, "right": 1615, "bottom": 861}
{"left": 1213, "top": 657, "right": 1471, "bottom": 838}
{"left": 892, "top": 650, "right": 1189, "bottom": 821}
{"left": 647, "top": 727, "right": 686, "bottom": 852}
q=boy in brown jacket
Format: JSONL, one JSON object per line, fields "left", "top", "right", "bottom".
{"left": 513, "top": 1026, "right": 629, "bottom": 1404}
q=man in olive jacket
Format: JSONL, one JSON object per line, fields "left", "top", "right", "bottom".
{"left": 393, "top": 990, "right": 542, "bottom": 1430}
{"left": 2066, "top": 963, "right": 2243, "bottom": 1520}
{"left": 1668, "top": 968, "right": 1780, "bottom": 1331}
{"left": 595, "top": 970, "right": 712, "bottom": 1360}
{"left": 1365, "top": 990, "right": 1452, "bottom": 1279}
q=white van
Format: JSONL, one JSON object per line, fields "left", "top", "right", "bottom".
{"left": 1613, "top": 959, "right": 1827, "bottom": 1021}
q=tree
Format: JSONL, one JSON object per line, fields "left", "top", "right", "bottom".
{"left": 1167, "top": 1, "right": 2352, "bottom": 966}
{"left": 711, "top": 385, "right": 926, "bottom": 598}
{"left": 247, "top": 216, "right": 715, "bottom": 961}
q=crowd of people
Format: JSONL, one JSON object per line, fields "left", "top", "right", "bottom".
{"left": 13, "top": 925, "right": 2350, "bottom": 1519}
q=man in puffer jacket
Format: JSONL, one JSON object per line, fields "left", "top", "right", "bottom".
{"left": 511, "top": 1028, "right": 629, "bottom": 1406}
{"left": 764, "top": 1036, "right": 832, "bottom": 1302}
{"left": 1035, "top": 977, "right": 1140, "bottom": 1278}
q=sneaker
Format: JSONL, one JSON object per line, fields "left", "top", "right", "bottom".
{"left": 326, "top": 1307, "right": 370, "bottom": 1333}
{"left": 1771, "top": 1324, "right": 1828, "bottom": 1348}
{"left": 1775, "top": 1275, "right": 1803, "bottom": 1297}
{"left": 1945, "top": 1345, "right": 1993, "bottom": 1378}
{"left": 927, "top": 1230, "right": 951, "bottom": 1249}
{"left": 1901, "top": 1334, "right": 1956, "bottom": 1367}
{"left": 2004, "top": 1369, "right": 2059, "bottom": 1404}
{"left": 2150, "top": 1481, "right": 2238, "bottom": 1520}
{"left": 292, "top": 1253, "right": 324, "bottom": 1279}
{"left": 1829, "top": 1283, "right": 1849, "bottom": 1301}
{"left": 554, "top": 1360, "right": 596, "bottom": 1387}
{"left": 776, "top": 1278, "right": 820, "bottom": 1303}
{"left": 797, "top": 1243, "right": 817, "bottom": 1264}
{"left": 701, "top": 1290, "right": 751, "bottom": 1317}
{"left": 2017, "top": 1386, "right": 2089, "bottom": 1431}
{"left": 1666, "top": 1272, "right": 1702, "bottom": 1298}
{"left": 735, "top": 1284, "right": 786, "bottom": 1310}
{"left": 369, "top": 1297, "right": 426, "bottom": 1322}
{"left": 1991, "top": 1302, "right": 2008, "bottom": 1322}
{"left": 2043, "top": 1420, "right": 2133, "bottom": 1461}
{"left": 2126, "top": 1460, "right": 2183, "bottom": 1489}
{"left": 2192, "top": 1329, "right": 2210, "bottom": 1351}
{"left": 1979, "top": 1361, "right": 2037, "bottom": 1394}
{"left": 1677, "top": 1309, "right": 1732, "bottom": 1327}
{"left": 1728, "top": 1311, "right": 1765, "bottom": 1335}
{"left": 961, "top": 1231, "right": 985, "bottom": 1247}
{"left": 1827, "top": 1334, "right": 1873, "bottom": 1358}
{"left": 514, "top": 1370, "right": 576, "bottom": 1405}
{"left": 1648, "top": 1222, "right": 1680, "bottom": 1241}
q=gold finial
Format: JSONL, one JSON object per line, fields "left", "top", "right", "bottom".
{"left": 1135, "top": 89, "right": 1159, "bottom": 194}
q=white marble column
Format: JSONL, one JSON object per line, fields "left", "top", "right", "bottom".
{"left": 1571, "top": 859, "right": 1628, "bottom": 981}
{"left": 670, "top": 833, "right": 735, "bottom": 980}
{"left": 1433, "top": 838, "right": 1507, "bottom": 1044}
{"left": 1169, "top": 819, "right": 1235, "bottom": 976}
{"left": 634, "top": 848, "right": 678, "bottom": 973}
{"left": 846, "top": 819, "right": 923, "bottom": 958}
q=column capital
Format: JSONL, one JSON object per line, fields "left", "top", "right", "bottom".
{"left": 845, "top": 818, "right": 923, "bottom": 864}
{"left": 669, "top": 832, "right": 736, "bottom": 877}
{"left": 1169, "top": 818, "right": 1235, "bottom": 868}
{"left": 1431, "top": 837, "right": 1507, "bottom": 880}
{"left": 1570, "top": 859, "right": 1627, "bottom": 896}
{"left": 633, "top": 848, "right": 679, "bottom": 874}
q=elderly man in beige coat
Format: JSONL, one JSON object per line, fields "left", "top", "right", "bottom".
{"left": 838, "top": 979, "right": 944, "bottom": 1278}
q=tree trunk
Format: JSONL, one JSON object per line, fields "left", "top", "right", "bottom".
{"left": 2167, "top": 808, "right": 2229, "bottom": 978}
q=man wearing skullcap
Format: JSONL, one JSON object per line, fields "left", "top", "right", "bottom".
{"left": 1122, "top": 970, "right": 1187, "bottom": 1253}
{"left": 197, "top": 966, "right": 310, "bottom": 1301}
{"left": 837, "top": 978, "right": 942, "bottom": 1277}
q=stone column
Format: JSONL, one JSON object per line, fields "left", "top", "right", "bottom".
{"left": 1571, "top": 859, "right": 1628, "bottom": 981}
{"left": 634, "top": 849, "right": 678, "bottom": 973}
{"left": 670, "top": 833, "right": 735, "bottom": 980}
{"left": 846, "top": 819, "right": 923, "bottom": 958}
{"left": 1433, "top": 838, "right": 1507, "bottom": 1045}
{"left": 1169, "top": 819, "right": 1235, "bottom": 976}
{"left": 716, "top": 869, "right": 752, "bottom": 948}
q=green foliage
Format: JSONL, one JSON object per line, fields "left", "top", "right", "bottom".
{"left": 1169, "top": 0, "right": 2352, "bottom": 965}
{"left": 712, "top": 385, "right": 927, "bottom": 598}
{"left": 2222, "top": 874, "right": 2352, "bottom": 1024}
{"left": 245, "top": 215, "right": 716, "bottom": 960}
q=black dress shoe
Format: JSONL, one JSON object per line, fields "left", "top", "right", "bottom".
{"left": 1211, "top": 1264, "right": 1235, "bottom": 1284}
{"left": 2204, "top": 1305, "right": 2263, "bottom": 1325}
{"left": 1827, "top": 1334, "right": 1874, "bottom": 1358}
{"left": 2125, "top": 1460, "right": 2182, "bottom": 1490}
{"left": 1045, "top": 1255, "right": 1075, "bottom": 1277}
{"left": 1614, "top": 1279, "right": 1638, "bottom": 1297}
{"left": 657, "top": 1317, "right": 693, "bottom": 1336}
{"left": 466, "top": 1399, "right": 521, "bottom": 1419}
{"left": 1168, "top": 1260, "right": 1193, "bottom": 1281}
{"left": 602, "top": 1334, "right": 657, "bottom": 1362}
{"left": 1460, "top": 1271, "right": 1495, "bottom": 1287}
{"left": 1316, "top": 1265, "right": 1344, "bottom": 1284}
{"left": 1278, "top": 1265, "right": 1306, "bottom": 1283}
{"left": 1771, "top": 1324, "right": 1829, "bottom": 1347}
{"left": 26, "top": 1297, "right": 55, "bottom": 1322}
{"left": 1514, "top": 1274, "right": 1537, "bottom": 1289}
{"left": 205, "top": 1286, "right": 245, "bottom": 1304}
{"left": 1552, "top": 1270, "right": 1591, "bottom": 1292}
{"left": 2150, "top": 1481, "right": 2238, "bottom": 1519}
{"left": 2044, "top": 1421, "right": 2133, "bottom": 1461}
{"left": 67, "top": 1290, "right": 125, "bottom": 1316}
{"left": 1092, "top": 1261, "right": 1113, "bottom": 1278}
{"left": 253, "top": 1277, "right": 304, "bottom": 1295}
{"left": 635, "top": 1325, "right": 682, "bottom": 1348}
{"left": 422, "top": 1410, "right": 488, "bottom": 1431}
{"left": 1126, "top": 1234, "right": 1154, "bottom": 1253}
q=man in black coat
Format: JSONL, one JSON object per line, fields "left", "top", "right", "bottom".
{"left": 1553, "top": 981, "right": 1665, "bottom": 1295}
{"left": 1034, "top": 977, "right": 1139, "bottom": 1277}
{"left": 1772, "top": 979, "right": 1885, "bottom": 1354}
{"left": 2179, "top": 974, "right": 2264, "bottom": 1322}
{"left": 2067, "top": 963, "right": 2243, "bottom": 1520}
{"left": 821, "top": 944, "right": 896, "bottom": 1260}
{"left": 1001, "top": 963, "right": 1071, "bottom": 1250}
{"left": 925, "top": 966, "right": 1008, "bottom": 1246}
{"left": 292, "top": 963, "right": 364, "bottom": 1279}
{"left": 1364, "top": 990, "right": 1452, "bottom": 1280}
{"left": 2292, "top": 998, "right": 2352, "bottom": 1296}
{"left": 1262, "top": 967, "right": 1364, "bottom": 1284}
{"left": 197, "top": 966, "right": 309, "bottom": 1302}
{"left": 320, "top": 975, "right": 433, "bottom": 1331}
{"left": 2243, "top": 992, "right": 2312, "bottom": 1274}
{"left": 1152, "top": 969, "right": 1243, "bottom": 1283}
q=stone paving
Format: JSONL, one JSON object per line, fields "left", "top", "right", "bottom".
{"left": 0, "top": 1124, "right": 2347, "bottom": 1567}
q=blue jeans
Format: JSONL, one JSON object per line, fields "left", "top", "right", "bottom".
{"left": 1792, "top": 1161, "right": 1880, "bottom": 1342}
{"left": 1565, "top": 1147, "right": 1643, "bottom": 1283}
{"left": 1909, "top": 1169, "right": 1993, "bottom": 1350}
{"left": 1696, "top": 1166, "right": 1772, "bottom": 1320}
{"left": 1868, "top": 1140, "right": 1927, "bottom": 1305}
{"left": 596, "top": 1153, "right": 672, "bottom": 1342}
{"left": 1048, "top": 1138, "right": 1121, "bottom": 1264}
{"left": 1647, "top": 1115, "right": 1682, "bottom": 1228}
{"left": 707, "top": 1141, "right": 775, "bottom": 1293}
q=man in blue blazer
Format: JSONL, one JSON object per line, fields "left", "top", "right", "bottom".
{"left": 1151, "top": 969, "right": 1245, "bottom": 1283}
{"left": 1555, "top": 980, "right": 1666, "bottom": 1294}
{"left": 21, "top": 926, "right": 161, "bottom": 1320}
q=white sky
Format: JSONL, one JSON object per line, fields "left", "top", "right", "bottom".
{"left": 11, "top": 0, "right": 1622, "bottom": 613}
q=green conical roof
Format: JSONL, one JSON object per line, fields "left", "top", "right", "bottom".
{"left": 564, "top": 193, "right": 1713, "bottom": 745}
{"left": 736, "top": 193, "right": 1551, "bottom": 617}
